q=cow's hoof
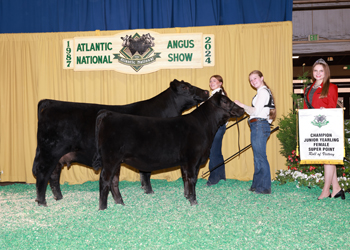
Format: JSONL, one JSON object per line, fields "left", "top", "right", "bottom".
{"left": 115, "top": 200, "right": 125, "bottom": 206}
{"left": 190, "top": 200, "right": 198, "bottom": 206}
{"left": 53, "top": 194, "right": 63, "bottom": 201}
{"left": 51, "top": 187, "right": 63, "bottom": 200}
{"left": 35, "top": 199, "right": 48, "bottom": 207}
{"left": 99, "top": 202, "right": 108, "bottom": 210}
{"left": 144, "top": 189, "right": 154, "bottom": 194}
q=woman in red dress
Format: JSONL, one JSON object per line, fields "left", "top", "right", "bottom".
{"left": 304, "top": 58, "right": 345, "bottom": 200}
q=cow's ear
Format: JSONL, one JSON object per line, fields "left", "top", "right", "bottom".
{"left": 170, "top": 79, "right": 179, "bottom": 90}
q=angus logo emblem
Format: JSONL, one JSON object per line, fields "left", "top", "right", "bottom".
{"left": 311, "top": 115, "right": 329, "bottom": 128}
{"left": 113, "top": 33, "right": 161, "bottom": 72}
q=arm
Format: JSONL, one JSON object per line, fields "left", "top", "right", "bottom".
{"left": 234, "top": 100, "right": 255, "bottom": 114}
{"left": 235, "top": 89, "right": 269, "bottom": 115}
{"left": 327, "top": 84, "right": 338, "bottom": 108}
{"left": 317, "top": 84, "right": 338, "bottom": 109}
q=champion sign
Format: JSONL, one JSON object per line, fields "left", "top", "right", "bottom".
{"left": 63, "top": 30, "right": 215, "bottom": 74}
{"left": 298, "top": 108, "right": 345, "bottom": 165}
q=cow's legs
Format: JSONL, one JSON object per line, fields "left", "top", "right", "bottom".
{"left": 99, "top": 161, "right": 122, "bottom": 210}
{"left": 180, "top": 167, "right": 189, "bottom": 198}
{"left": 33, "top": 147, "right": 61, "bottom": 206}
{"left": 140, "top": 171, "right": 154, "bottom": 194}
{"left": 49, "top": 163, "right": 63, "bottom": 200}
{"left": 32, "top": 148, "right": 46, "bottom": 206}
{"left": 111, "top": 168, "right": 125, "bottom": 206}
{"left": 35, "top": 172, "right": 50, "bottom": 206}
{"left": 181, "top": 163, "right": 200, "bottom": 206}
{"left": 99, "top": 168, "right": 111, "bottom": 210}
{"left": 34, "top": 162, "right": 58, "bottom": 206}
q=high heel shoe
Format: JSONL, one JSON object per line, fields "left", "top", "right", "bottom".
{"left": 333, "top": 189, "right": 345, "bottom": 200}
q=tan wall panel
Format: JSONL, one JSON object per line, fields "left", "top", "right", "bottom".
{"left": 0, "top": 22, "right": 293, "bottom": 184}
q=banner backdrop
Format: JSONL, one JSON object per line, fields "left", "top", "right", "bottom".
{"left": 63, "top": 30, "right": 214, "bottom": 74}
{"left": 298, "top": 108, "right": 344, "bottom": 165}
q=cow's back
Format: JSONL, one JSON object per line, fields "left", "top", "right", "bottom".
{"left": 95, "top": 111, "right": 212, "bottom": 172}
{"left": 35, "top": 89, "right": 175, "bottom": 167}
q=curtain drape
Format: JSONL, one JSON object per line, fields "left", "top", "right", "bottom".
{"left": 0, "top": 21, "right": 293, "bottom": 184}
{"left": 0, "top": 0, "right": 293, "bottom": 34}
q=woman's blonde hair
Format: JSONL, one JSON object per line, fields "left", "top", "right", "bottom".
{"left": 249, "top": 70, "right": 276, "bottom": 120}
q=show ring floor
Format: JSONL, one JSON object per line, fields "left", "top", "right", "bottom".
{"left": 1, "top": 179, "right": 349, "bottom": 249}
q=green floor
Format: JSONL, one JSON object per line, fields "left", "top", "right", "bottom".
{"left": 1, "top": 179, "right": 349, "bottom": 249}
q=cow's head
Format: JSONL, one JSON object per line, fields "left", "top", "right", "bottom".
{"left": 170, "top": 79, "right": 209, "bottom": 110}
{"left": 211, "top": 92, "right": 245, "bottom": 118}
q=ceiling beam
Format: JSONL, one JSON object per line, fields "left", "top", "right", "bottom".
{"left": 294, "top": 0, "right": 350, "bottom": 4}
{"left": 293, "top": 0, "right": 350, "bottom": 10}
{"left": 293, "top": 39, "right": 350, "bottom": 44}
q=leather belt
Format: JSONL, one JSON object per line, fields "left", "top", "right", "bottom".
{"left": 249, "top": 118, "right": 266, "bottom": 123}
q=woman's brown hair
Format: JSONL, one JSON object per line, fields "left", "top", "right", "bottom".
{"left": 312, "top": 58, "right": 331, "bottom": 98}
{"left": 210, "top": 75, "right": 227, "bottom": 96}
{"left": 249, "top": 70, "right": 276, "bottom": 120}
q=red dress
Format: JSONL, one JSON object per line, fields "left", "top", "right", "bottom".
{"left": 303, "top": 82, "right": 338, "bottom": 109}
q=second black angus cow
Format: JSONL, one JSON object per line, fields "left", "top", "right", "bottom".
{"left": 32, "top": 79, "right": 209, "bottom": 206}
{"left": 93, "top": 92, "right": 245, "bottom": 210}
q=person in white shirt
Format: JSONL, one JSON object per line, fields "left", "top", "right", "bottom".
{"left": 234, "top": 70, "right": 276, "bottom": 194}
{"left": 206, "top": 75, "right": 228, "bottom": 186}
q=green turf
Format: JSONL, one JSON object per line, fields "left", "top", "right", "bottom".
{"left": 1, "top": 179, "right": 349, "bottom": 249}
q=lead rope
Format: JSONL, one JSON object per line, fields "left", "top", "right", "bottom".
{"left": 202, "top": 124, "right": 280, "bottom": 177}
{"left": 201, "top": 115, "right": 248, "bottom": 177}
{"left": 227, "top": 115, "right": 249, "bottom": 156}
{"left": 234, "top": 116, "right": 244, "bottom": 155}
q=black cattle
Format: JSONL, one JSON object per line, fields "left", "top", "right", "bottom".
{"left": 125, "top": 34, "right": 155, "bottom": 56}
{"left": 93, "top": 93, "right": 245, "bottom": 210}
{"left": 32, "top": 79, "right": 209, "bottom": 206}
{"left": 120, "top": 33, "right": 155, "bottom": 56}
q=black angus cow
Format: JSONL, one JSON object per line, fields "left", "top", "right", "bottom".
{"left": 32, "top": 79, "right": 209, "bottom": 206}
{"left": 93, "top": 92, "right": 245, "bottom": 210}
{"left": 121, "top": 33, "right": 155, "bottom": 56}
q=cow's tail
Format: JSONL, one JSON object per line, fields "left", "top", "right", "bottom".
{"left": 32, "top": 147, "right": 41, "bottom": 177}
{"left": 33, "top": 99, "right": 52, "bottom": 175}
{"left": 92, "top": 110, "right": 110, "bottom": 171}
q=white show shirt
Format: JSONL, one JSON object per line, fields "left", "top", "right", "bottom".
{"left": 243, "top": 86, "right": 273, "bottom": 124}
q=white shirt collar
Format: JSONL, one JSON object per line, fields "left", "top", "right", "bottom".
{"left": 211, "top": 88, "right": 223, "bottom": 96}
{"left": 257, "top": 85, "right": 267, "bottom": 91}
